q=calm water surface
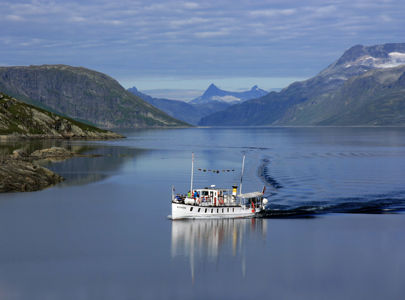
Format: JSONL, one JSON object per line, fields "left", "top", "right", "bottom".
{"left": 1, "top": 127, "right": 405, "bottom": 299}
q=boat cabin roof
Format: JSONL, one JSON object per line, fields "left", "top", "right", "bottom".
{"left": 237, "top": 191, "right": 263, "bottom": 198}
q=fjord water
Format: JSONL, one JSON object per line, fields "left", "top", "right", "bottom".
{"left": 1, "top": 127, "right": 405, "bottom": 299}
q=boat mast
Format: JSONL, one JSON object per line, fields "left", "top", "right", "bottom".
{"left": 239, "top": 154, "right": 245, "bottom": 195}
{"left": 190, "top": 152, "right": 194, "bottom": 195}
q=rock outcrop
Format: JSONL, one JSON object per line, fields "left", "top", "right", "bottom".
{"left": 30, "top": 147, "right": 74, "bottom": 160}
{"left": 0, "top": 152, "right": 63, "bottom": 193}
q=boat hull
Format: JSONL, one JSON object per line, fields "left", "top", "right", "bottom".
{"left": 171, "top": 203, "right": 261, "bottom": 220}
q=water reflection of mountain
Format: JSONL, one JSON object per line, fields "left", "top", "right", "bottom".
{"left": 44, "top": 146, "right": 145, "bottom": 187}
{"left": 171, "top": 218, "right": 267, "bottom": 281}
{"left": 1, "top": 138, "right": 147, "bottom": 187}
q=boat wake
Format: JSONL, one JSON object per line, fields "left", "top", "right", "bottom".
{"left": 258, "top": 157, "right": 283, "bottom": 189}
{"left": 261, "top": 191, "right": 405, "bottom": 218}
{"left": 257, "top": 155, "right": 405, "bottom": 218}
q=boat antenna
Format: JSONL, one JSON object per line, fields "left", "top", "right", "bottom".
{"left": 190, "top": 152, "right": 194, "bottom": 194}
{"left": 239, "top": 154, "right": 245, "bottom": 195}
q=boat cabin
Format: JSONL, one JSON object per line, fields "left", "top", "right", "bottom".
{"left": 174, "top": 186, "right": 263, "bottom": 208}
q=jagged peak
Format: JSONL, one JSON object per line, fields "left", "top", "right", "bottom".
{"left": 206, "top": 83, "right": 220, "bottom": 91}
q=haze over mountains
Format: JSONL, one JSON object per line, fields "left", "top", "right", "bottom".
{"left": 199, "top": 43, "right": 405, "bottom": 126}
{"left": 128, "top": 84, "right": 267, "bottom": 125}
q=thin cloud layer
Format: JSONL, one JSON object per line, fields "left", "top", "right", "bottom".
{"left": 1, "top": 0, "right": 404, "bottom": 89}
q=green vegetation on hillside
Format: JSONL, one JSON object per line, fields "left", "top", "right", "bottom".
{"left": 0, "top": 92, "right": 122, "bottom": 138}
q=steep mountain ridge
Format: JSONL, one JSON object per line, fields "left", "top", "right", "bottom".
{"left": 0, "top": 65, "right": 187, "bottom": 128}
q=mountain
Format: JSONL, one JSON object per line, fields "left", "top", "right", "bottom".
{"left": 128, "top": 87, "right": 230, "bottom": 125}
{"left": 199, "top": 43, "right": 405, "bottom": 126}
{"left": 0, "top": 92, "right": 122, "bottom": 138}
{"left": 190, "top": 84, "right": 268, "bottom": 104}
{"left": 0, "top": 65, "right": 188, "bottom": 129}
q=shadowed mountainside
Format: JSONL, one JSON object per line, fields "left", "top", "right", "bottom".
{"left": 0, "top": 65, "right": 188, "bottom": 129}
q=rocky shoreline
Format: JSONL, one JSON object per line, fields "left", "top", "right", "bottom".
{"left": 1, "top": 146, "right": 80, "bottom": 193}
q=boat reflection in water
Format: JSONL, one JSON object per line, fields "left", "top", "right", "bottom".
{"left": 171, "top": 218, "right": 267, "bottom": 282}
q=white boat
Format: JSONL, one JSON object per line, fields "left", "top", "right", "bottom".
{"left": 170, "top": 154, "right": 268, "bottom": 220}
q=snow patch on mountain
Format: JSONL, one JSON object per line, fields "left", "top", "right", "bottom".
{"left": 344, "top": 52, "right": 405, "bottom": 69}
{"left": 212, "top": 95, "right": 241, "bottom": 103}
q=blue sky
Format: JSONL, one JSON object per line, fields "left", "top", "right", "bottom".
{"left": 1, "top": 0, "right": 404, "bottom": 99}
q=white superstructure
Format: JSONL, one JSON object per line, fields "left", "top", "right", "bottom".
{"left": 170, "top": 154, "right": 268, "bottom": 220}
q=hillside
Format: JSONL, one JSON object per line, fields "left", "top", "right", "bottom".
{"left": 0, "top": 92, "right": 122, "bottom": 138}
{"left": 199, "top": 43, "right": 405, "bottom": 126}
{"left": 0, "top": 65, "right": 188, "bottom": 129}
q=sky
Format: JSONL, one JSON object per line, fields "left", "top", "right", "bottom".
{"left": 1, "top": 0, "right": 404, "bottom": 100}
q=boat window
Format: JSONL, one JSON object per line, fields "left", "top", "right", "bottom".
{"left": 211, "top": 209, "right": 213, "bottom": 213}
{"left": 190, "top": 207, "right": 193, "bottom": 212}
{"left": 233, "top": 208, "right": 234, "bottom": 212}
{"left": 227, "top": 208, "right": 229, "bottom": 212}
{"left": 222, "top": 208, "right": 224, "bottom": 213}
{"left": 198, "top": 208, "right": 201, "bottom": 212}
{"left": 205, "top": 209, "right": 207, "bottom": 213}
{"left": 217, "top": 209, "right": 219, "bottom": 213}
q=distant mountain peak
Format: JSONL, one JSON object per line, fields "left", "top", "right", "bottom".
{"left": 204, "top": 83, "right": 221, "bottom": 94}
{"left": 190, "top": 83, "right": 267, "bottom": 104}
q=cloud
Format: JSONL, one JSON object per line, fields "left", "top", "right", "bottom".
{"left": 1, "top": 0, "right": 404, "bottom": 89}
{"left": 249, "top": 8, "right": 296, "bottom": 17}
{"left": 183, "top": 2, "right": 200, "bottom": 9}
{"left": 194, "top": 29, "right": 230, "bottom": 38}
{"left": 169, "top": 17, "right": 208, "bottom": 27}
{"left": 5, "top": 14, "right": 24, "bottom": 21}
